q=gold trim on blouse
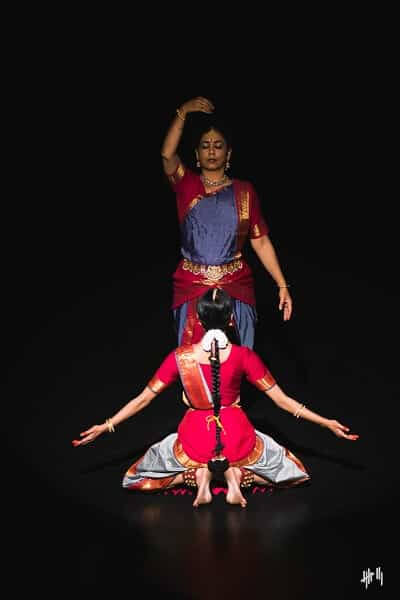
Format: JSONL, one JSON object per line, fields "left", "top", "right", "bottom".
{"left": 147, "top": 376, "right": 168, "bottom": 394}
{"left": 254, "top": 374, "right": 276, "bottom": 392}
{"left": 168, "top": 161, "right": 186, "bottom": 185}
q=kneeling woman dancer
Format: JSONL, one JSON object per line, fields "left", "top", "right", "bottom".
{"left": 72, "top": 289, "right": 359, "bottom": 508}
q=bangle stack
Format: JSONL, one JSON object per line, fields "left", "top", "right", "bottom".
{"left": 176, "top": 108, "right": 185, "bottom": 122}
{"left": 105, "top": 418, "right": 115, "bottom": 433}
{"left": 294, "top": 404, "right": 305, "bottom": 419}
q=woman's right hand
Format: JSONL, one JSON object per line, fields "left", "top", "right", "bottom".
{"left": 180, "top": 97, "right": 215, "bottom": 116}
{"left": 72, "top": 423, "right": 107, "bottom": 447}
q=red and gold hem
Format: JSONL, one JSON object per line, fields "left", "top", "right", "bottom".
{"left": 172, "top": 435, "right": 264, "bottom": 469}
{"left": 124, "top": 457, "right": 178, "bottom": 491}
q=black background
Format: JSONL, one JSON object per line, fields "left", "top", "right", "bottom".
{"left": 3, "top": 22, "right": 397, "bottom": 598}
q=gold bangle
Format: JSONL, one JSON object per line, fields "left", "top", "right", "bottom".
{"left": 176, "top": 108, "right": 185, "bottom": 122}
{"left": 294, "top": 404, "right": 305, "bottom": 419}
{"left": 105, "top": 418, "right": 115, "bottom": 433}
{"left": 278, "top": 285, "right": 291, "bottom": 288}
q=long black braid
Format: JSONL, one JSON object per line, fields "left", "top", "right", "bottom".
{"left": 210, "top": 339, "right": 224, "bottom": 456}
{"left": 197, "top": 288, "right": 232, "bottom": 478}
{"left": 207, "top": 337, "right": 230, "bottom": 478}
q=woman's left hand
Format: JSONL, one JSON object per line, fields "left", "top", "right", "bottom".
{"left": 72, "top": 424, "right": 107, "bottom": 447}
{"left": 326, "top": 420, "right": 359, "bottom": 441}
{"left": 279, "top": 288, "right": 293, "bottom": 321}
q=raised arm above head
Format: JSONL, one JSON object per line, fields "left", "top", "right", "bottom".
{"left": 161, "top": 96, "right": 215, "bottom": 175}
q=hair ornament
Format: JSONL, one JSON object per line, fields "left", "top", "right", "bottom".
{"left": 201, "top": 329, "right": 228, "bottom": 352}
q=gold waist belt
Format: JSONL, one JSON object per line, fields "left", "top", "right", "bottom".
{"left": 182, "top": 258, "right": 243, "bottom": 282}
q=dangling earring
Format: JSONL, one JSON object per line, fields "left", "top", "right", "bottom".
{"left": 196, "top": 155, "right": 200, "bottom": 168}
{"left": 225, "top": 155, "right": 231, "bottom": 171}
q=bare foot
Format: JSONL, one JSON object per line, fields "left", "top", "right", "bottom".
{"left": 224, "top": 467, "right": 247, "bottom": 508}
{"left": 193, "top": 468, "right": 213, "bottom": 508}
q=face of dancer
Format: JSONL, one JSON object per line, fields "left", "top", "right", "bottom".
{"left": 196, "top": 129, "right": 231, "bottom": 172}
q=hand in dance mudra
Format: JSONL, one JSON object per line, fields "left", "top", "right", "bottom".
{"left": 72, "top": 424, "right": 107, "bottom": 446}
{"left": 72, "top": 289, "right": 360, "bottom": 509}
{"left": 179, "top": 96, "right": 215, "bottom": 116}
{"left": 325, "top": 420, "right": 359, "bottom": 440}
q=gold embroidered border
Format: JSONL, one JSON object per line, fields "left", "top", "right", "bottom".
{"left": 172, "top": 434, "right": 264, "bottom": 469}
{"left": 192, "top": 278, "right": 230, "bottom": 287}
{"left": 182, "top": 258, "right": 243, "bottom": 281}
{"left": 175, "top": 345, "right": 212, "bottom": 409}
{"left": 269, "top": 449, "right": 310, "bottom": 488}
{"left": 236, "top": 189, "right": 250, "bottom": 251}
{"left": 254, "top": 374, "right": 277, "bottom": 391}
{"left": 147, "top": 376, "right": 168, "bottom": 394}
{"left": 173, "top": 439, "right": 207, "bottom": 468}
{"left": 124, "top": 456, "right": 178, "bottom": 491}
{"left": 284, "top": 448, "right": 309, "bottom": 475}
{"left": 187, "top": 194, "right": 202, "bottom": 214}
{"left": 182, "top": 391, "right": 191, "bottom": 407}
{"left": 125, "top": 456, "right": 143, "bottom": 478}
{"left": 168, "top": 161, "right": 185, "bottom": 185}
{"left": 181, "top": 298, "right": 199, "bottom": 346}
{"left": 134, "top": 476, "right": 177, "bottom": 491}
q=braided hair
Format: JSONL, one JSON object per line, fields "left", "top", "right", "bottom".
{"left": 209, "top": 338, "right": 223, "bottom": 456}
{"left": 197, "top": 288, "right": 233, "bottom": 478}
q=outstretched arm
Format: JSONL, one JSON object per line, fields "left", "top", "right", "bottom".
{"left": 161, "top": 96, "right": 214, "bottom": 175}
{"left": 265, "top": 384, "right": 359, "bottom": 440}
{"left": 250, "top": 234, "right": 293, "bottom": 321}
{"left": 72, "top": 386, "right": 157, "bottom": 447}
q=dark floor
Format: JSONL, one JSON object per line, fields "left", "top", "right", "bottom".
{"left": 4, "top": 81, "right": 396, "bottom": 598}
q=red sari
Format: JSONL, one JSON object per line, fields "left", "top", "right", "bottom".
{"left": 123, "top": 345, "right": 310, "bottom": 491}
{"left": 168, "top": 162, "right": 269, "bottom": 345}
{"left": 159, "top": 344, "right": 275, "bottom": 463}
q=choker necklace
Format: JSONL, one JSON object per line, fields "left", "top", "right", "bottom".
{"left": 201, "top": 174, "right": 229, "bottom": 188}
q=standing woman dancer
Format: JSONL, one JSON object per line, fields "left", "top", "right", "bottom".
{"left": 162, "top": 96, "right": 292, "bottom": 348}
{"left": 73, "top": 289, "right": 359, "bottom": 508}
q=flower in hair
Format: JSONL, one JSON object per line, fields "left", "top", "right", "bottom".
{"left": 201, "top": 329, "right": 228, "bottom": 352}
